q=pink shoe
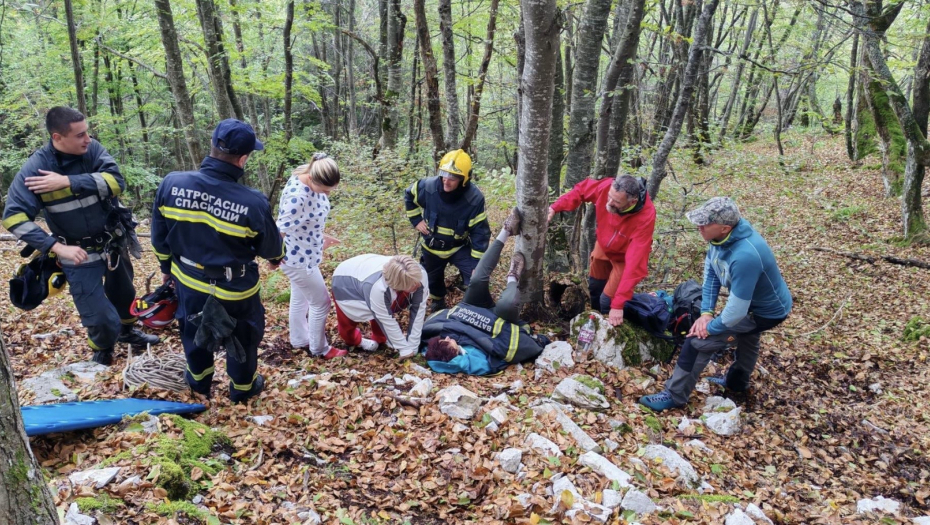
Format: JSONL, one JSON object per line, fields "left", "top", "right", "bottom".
{"left": 322, "top": 347, "right": 348, "bottom": 359}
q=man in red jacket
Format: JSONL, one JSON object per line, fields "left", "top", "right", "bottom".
{"left": 548, "top": 175, "right": 656, "bottom": 326}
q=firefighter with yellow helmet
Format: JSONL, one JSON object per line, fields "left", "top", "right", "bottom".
{"left": 404, "top": 150, "right": 491, "bottom": 313}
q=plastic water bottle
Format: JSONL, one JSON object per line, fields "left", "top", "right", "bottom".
{"left": 577, "top": 314, "right": 597, "bottom": 358}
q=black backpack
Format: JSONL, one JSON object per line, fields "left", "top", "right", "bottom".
{"left": 668, "top": 280, "right": 702, "bottom": 348}
{"left": 623, "top": 293, "right": 673, "bottom": 341}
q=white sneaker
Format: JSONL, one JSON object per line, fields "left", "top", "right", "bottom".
{"left": 358, "top": 338, "right": 379, "bottom": 352}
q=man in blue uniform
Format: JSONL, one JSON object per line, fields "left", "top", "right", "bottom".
{"left": 2, "top": 107, "right": 158, "bottom": 365}
{"left": 151, "top": 119, "right": 284, "bottom": 402}
{"left": 404, "top": 150, "right": 491, "bottom": 314}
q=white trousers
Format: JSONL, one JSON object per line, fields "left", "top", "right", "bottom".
{"left": 280, "top": 264, "right": 331, "bottom": 355}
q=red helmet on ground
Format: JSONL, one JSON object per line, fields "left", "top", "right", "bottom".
{"left": 130, "top": 282, "right": 178, "bottom": 329}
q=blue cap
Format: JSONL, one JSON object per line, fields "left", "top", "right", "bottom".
{"left": 211, "top": 119, "right": 264, "bottom": 155}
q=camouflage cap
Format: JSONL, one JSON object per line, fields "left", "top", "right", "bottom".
{"left": 686, "top": 197, "right": 741, "bottom": 227}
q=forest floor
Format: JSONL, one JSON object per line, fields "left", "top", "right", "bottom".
{"left": 3, "top": 130, "right": 930, "bottom": 524}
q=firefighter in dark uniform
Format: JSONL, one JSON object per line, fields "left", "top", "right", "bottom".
{"left": 404, "top": 149, "right": 491, "bottom": 314}
{"left": 2, "top": 107, "right": 159, "bottom": 365}
{"left": 151, "top": 119, "right": 283, "bottom": 403}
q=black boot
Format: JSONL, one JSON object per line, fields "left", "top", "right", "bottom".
{"left": 92, "top": 349, "right": 114, "bottom": 366}
{"left": 229, "top": 374, "right": 265, "bottom": 403}
{"left": 118, "top": 325, "right": 160, "bottom": 347}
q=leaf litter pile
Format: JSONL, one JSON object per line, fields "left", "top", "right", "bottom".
{"left": 3, "top": 132, "right": 929, "bottom": 524}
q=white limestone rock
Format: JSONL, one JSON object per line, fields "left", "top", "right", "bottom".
{"left": 64, "top": 503, "right": 95, "bottom": 525}
{"left": 684, "top": 439, "right": 713, "bottom": 453}
{"left": 912, "top": 517, "right": 930, "bottom": 525}
{"left": 578, "top": 451, "right": 632, "bottom": 488}
{"left": 408, "top": 377, "right": 433, "bottom": 397}
{"left": 436, "top": 385, "right": 483, "bottom": 420}
{"left": 509, "top": 380, "right": 524, "bottom": 392}
{"left": 565, "top": 502, "right": 613, "bottom": 523}
{"left": 604, "top": 439, "right": 620, "bottom": 452}
{"left": 601, "top": 489, "right": 623, "bottom": 509}
{"left": 704, "top": 396, "right": 737, "bottom": 412}
{"left": 487, "top": 407, "right": 510, "bottom": 426}
{"left": 570, "top": 311, "right": 665, "bottom": 369}
{"left": 451, "top": 423, "right": 469, "bottom": 433}
{"left": 497, "top": 448, "right": 523, "bottom": 474}
{"left": 705, "top": 407, "right": 742, "bottom": 436}
{"left": 20, "top": 374, "right": 76, "bottom": 404}
{"left": 550, "top": 473, "right": 581, "bottom": 499}
{"left": 246, "top": 415, "right": 274, "bottom": 426}
{"left": 515, "top": 493, "right": 534, "bottom": 511}
{"left": 551, "top": 375, "right": 609, "bottom": 411}
{"left": 372, "top": 374, "right": 393, "bottom": 384}
{"left": 408, "top": 363, "right": 433, "bottom": 376}
{"left": 57, "top": 361, "right": 109, "bottom": 382}
{"left": 534, "top": 341, "right": 575, "bottom": 374}
{"left": 678, "top": 416, "right": 703, "bottom": 432}
{"left": 643, "top": 445, "right": 700, "bottom": 488}
{"left": 298, "top": 508, "right": 322, "bottom": 524}
{"left": 533, "top": 403, "right": 601, "bottom": 452}
{"left": 525, "top": 433, "right": 562, "bottom": 457}
{"left": 69, "top": 467, "right": 121, "bottom": 489}
{"left": 745, "top": 503, "right": 775, "bottom": 525}
{"left": 724, "top": 508, "right": 756, "bottom": 525}
{"left": 620, "top": 487, "right": 657, "bottom": 515}
{"left": 287, "top": 374, "right": 317, "bottom": 388}
{"left": 856, "top": 496, "right": 901, "bottom": 515}
{"left": 118, "top": 475, "right": 142, "bottom": 490}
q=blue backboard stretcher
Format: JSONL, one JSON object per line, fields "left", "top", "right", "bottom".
{"left": 22, "top": 399, "right": 207, "bottom": 437}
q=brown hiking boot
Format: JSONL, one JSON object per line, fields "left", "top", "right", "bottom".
{"left": 503, "top": 207, "right": 523, "bottom": 236}
{"left": 508, "top": 252, "right": 526, "bottom": 281}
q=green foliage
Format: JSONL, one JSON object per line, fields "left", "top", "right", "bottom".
{"left": 574, "top": 374, "right": 605, "bottom": 394}
{"left": 830, "top": 205, "right": 865, "bottom": 222}
{"left": 903, "top": 317, "right": 930, "bottom": 342}
{"left": 678, "top": 493, "right": 740, "bottom": 503}
{"left": 76, "top": 493, "right": 125, "bottom": 514}
{"left": 146, "top": 500, "right": 209, "bottom": 522}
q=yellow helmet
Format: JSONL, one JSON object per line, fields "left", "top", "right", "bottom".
{"left": 437, "top": 150, "right": 472, "bottom": 185}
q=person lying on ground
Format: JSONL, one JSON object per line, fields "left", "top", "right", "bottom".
{"left": 421, "top": 208, "right": 550, "bottom": 375}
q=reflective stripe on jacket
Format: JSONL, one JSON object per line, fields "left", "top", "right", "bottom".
{"left": 421, "top": 303, "right": 544, "bottom": 373}
{"left": 2, "top": 141, "right": 123, "bottom": 254}
{"left": 150, "top": 156, "right": 284, "bottom": 300}
{"left": 404, "top": 176, "right": 490, "bottom": 259}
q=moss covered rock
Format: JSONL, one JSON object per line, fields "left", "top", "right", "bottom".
{"left": 570, "top": 311, "right": 675, "bottom": 368}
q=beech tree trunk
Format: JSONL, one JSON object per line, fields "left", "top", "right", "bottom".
{"left": 717, "top": 7, "right": 757, "bottom": 139}
{"left": 563, "top": 0, "right": 612, "bottom": 190}
{"left": 593, "top": 0, "right": 647, "bottom": 181}
{"left": 379, "top": 0, "right": 405, "bottom": 150}
{"left": 266, "top": 0, "right": 295, "bottom": 207}
{"left": 154, "top": 0, "right": 202, "bottom": 168}
{"left": 902, "top": 17, "right": 930, "bottom": 242}
{"left": 64, "top": 0, "right": 87, "bottom": 116}
{"left": 414, "top": 0, "right": 446, "bottom": 160}
{"left": 852, "top": 0, "right": 929, "bottom": 240}
{"left": 460, "top": 0, "right": 500, "bottom": 154}
{"left": 438, "top": 0, "right": 460, "bottom": 148}
{"left": 0, "top": 327, "right": 58, "bottom": 525}
{"left": 195, "top": 0, "right": 242, "bottom": 120}
{"left": 647, "top": 0, "right": 720, "bottom": 199}
{"left": 516, "top": 0, "right": 560, "bottom": 313}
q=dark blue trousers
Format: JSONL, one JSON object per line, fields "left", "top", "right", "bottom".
{"left": 175, "top": 282, "right": 264, "bottom": 398}
{"left": 421, "top": 247, "right": 479, "bottom": 301}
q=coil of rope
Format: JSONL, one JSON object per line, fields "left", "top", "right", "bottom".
{"left": 123, "top": 344, "right": 188, "bottom": 392}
